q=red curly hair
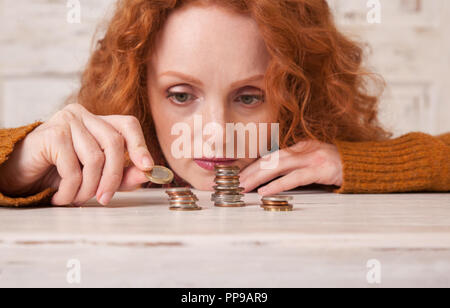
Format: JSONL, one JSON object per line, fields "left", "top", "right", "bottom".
{"left": 76, "top": 0, "right": 392, "bottom": 164}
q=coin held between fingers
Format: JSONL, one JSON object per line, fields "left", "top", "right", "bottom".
{"left": 144, "top": 165, "right": 174, "bottom": 184}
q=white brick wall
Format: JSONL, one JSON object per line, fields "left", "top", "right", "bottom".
{"left": 1, "top": 0, "right": 449, "bottom": 137}
{"left": 0, "top": 0, "right": 114, "bottom": 126}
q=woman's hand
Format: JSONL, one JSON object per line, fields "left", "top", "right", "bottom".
{"left": 0, "top": 104, "right": 154, "bottom": 206}
{"left": 239, "top": 139, "right": 343, "bottom": 196}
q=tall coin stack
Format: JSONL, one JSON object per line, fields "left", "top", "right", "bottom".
{"left": 166, "top": 187, "right": 202, "bottom": 211}
{"left": 211, "top": 165, "right": 245, "bottom": 207}
{"left": 260, "top": 195, "right": 294, "bottom": 211}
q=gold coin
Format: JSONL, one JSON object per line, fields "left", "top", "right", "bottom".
{"left": 169, "top": 196, "right": 199, "bottom": 201}
{"left": 262, "top": 205, "right": 293, "bottom": 212}
{"left": 145, "top": 165, "right": 174, "bottom": 184}
{"left": 261, "top": 201, "right": 290, "bottom": 206}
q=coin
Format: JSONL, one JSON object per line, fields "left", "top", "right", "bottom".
{"left": 211, "top": 196, "right": 245, "bottom": 202}
{"left": 215, "top": 175, "right": 240, "bottom": 179}
{"left": 215, "top": 171, "right": 240, "bottom": 176}
{"left": 261, "top": 200, "right": 291, "bottom": 206}
{"left": 214, "top": 165, "right": 240, "bottom": 170}
{"left": 262, "top": 205, "right": 293, "bottom": 212}
{"left": 145, "top": 166, "right": 174, "bottom": 184}
{"left": 170, "top": 196, "right": 199, "bottom": 201}
{"left": 262, "top": 195, "right": 294, "bottom": 202}
{"left": 214, "top": 180, "right": 241, "bottom": 185}
{"left": 213, "top": 185, "right": 243, "bottom": 190}
{"left": 165, "top": 187, "right": 202, "bottom": 211}
{"left": 170, "top": 206, "right": 202, "bottom": 211}
{"left": 214, "top": 201, "right": 246, "bottom": 207}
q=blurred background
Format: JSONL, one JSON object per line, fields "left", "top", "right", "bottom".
{"left": 0, "top": 0, "right": 449, "bottom": 137}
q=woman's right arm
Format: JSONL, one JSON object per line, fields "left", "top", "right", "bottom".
{"left": 0, "top": 104, "right": 154, "bottom": 207}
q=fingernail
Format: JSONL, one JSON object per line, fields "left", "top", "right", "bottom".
{"left": 142, "top": 156, "right": 153, "bottom": 170}
{"left": 99, "top": 192, "right": 113, "bottom": 205}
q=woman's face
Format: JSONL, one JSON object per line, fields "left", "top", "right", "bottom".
{"left": 147, "top": 4, "right": 275, "bottom": 190}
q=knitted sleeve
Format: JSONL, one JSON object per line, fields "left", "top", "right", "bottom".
{"left": 334, "top": 132, "right": 450, "bottom": 194}
{"left": 0, "top": 122, "right": 56, "bottom": 207}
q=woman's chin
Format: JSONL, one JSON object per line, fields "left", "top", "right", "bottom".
{"left": 187, "top": 177, "right": 215, "bottom": 191}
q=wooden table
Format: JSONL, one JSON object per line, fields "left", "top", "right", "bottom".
{"left": 0, "top": 188, "right": 449, "bottom": 288}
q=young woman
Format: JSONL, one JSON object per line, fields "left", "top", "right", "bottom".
{"left": 0, "top": 0, "right": 449, "bottom": 207}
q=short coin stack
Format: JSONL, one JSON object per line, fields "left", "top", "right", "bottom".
{"left": 211, "top": 165, "right": 245, "bottom": 207}
{"left": 166, "top": 187, "right": 202, "bottom": 211}
{"left": 261, "top": 195, "right": 294, "bottom": 211}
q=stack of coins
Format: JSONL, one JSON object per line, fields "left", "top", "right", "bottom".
{"left": 261, "top": 195, "right": 294, "bottom": 211}
{"left": 165, "top": 187, "right": 202, "bottom": 211}
{"left": 211, "top": 165, "right": 245, "bottom": 207}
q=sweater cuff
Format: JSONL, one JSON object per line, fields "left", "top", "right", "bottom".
{"left": 0, "top": 122, "right": 57, "bottom": 207}
{"left": 0, "top": 188, "right": 56, "bottom": 207}
{"left": 333, "top": 132, "right": 449, "bottom": 194}
{"left": 0, "top": 121, "right": 43, "bottom": 163}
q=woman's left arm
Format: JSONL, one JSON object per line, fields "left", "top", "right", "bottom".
{"left": 240, "top": 132, "right": 450, "bottom": 195}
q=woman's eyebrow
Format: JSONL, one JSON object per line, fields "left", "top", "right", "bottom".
{"left": 159, "top": 71, "right": 264, "bottom": 89}
{"left": 159, "top": 71, "right": 204, "bottom": 87}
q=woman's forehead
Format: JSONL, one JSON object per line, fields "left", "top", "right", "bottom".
{"left": 149, "top": 4, "right": 271, "bottom": 78}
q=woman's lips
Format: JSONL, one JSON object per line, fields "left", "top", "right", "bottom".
{"left": 194, "top": 158, "right": 238, "bottom": 171}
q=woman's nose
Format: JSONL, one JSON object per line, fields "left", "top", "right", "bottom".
{"left": 202, "top": 101, "right": 227, "bottom": 125}
{"left": 195, "top": 99, "right": 230, "bottom": 157}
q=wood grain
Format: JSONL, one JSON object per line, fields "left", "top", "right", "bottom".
{"left": 0, "top": 188, "right": 449, "bottom": 287}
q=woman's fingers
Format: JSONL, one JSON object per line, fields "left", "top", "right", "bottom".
{"left": 69, "top": 119, "right": 105, "bottom": 205}
{"left": 50, "top": 127, "right": 83, "bottom": 206}
{"left": 240, "top": 140, "right": 317, "bottom": 183}
{"left": 119, "top": 166, "right": 150, "bottom": 191}
{"left": 79, "top": 114, "right": 125, "bottom": 205}
{"left": 100, "top": 115, "right": 154, "bottom": 171}
{"left": 240, "top": 151, "right": 315, "bottom": 193}
{"left": 257, "top": 168, "right": 319, "bottom": 197}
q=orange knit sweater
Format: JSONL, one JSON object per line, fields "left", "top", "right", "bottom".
{"left": 1, "top": 123, "right": 449, "bottom": 207}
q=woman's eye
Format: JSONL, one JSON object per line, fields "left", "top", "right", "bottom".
{"left": 237, "top": 94, "right": 264, "bottom": 106}
{"left": 166, "top": 92, "right": 193, "bottom": 105}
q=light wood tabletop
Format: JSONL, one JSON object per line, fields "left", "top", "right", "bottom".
{"left": 0, "top": 188, "right": 449, "bottom": 287}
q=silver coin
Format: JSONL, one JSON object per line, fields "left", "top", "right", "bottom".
{"left": 212, "top": 196, "right": 244, "bottom": 202}
{"left": 212, "top": 195, "right": 243, "bottom": 199}
{"left": 170, "top": 201, "right": 198, "bottom": 206}
{"left": 215, "top": 171, "right": 240, "bottom": 176}
{"left": 262, "top": 195, "right": 294, "bottom": 202}
{"left": 214, "top": 180, "right": 241, "bottom": 185}
{"left": 214, "top": 201, "right": 245, "bottom": 207}
{"left": 170, "top": 198, "right": 199, "bottom": 203}
{"left": 213, "top": 185, "right": 244, "bottom": 190}
{"left": 212, "top": 193, "right": 244, "bottom": 197}
{"left": 170, "top": 202, "right": 198, "bottom": 206}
